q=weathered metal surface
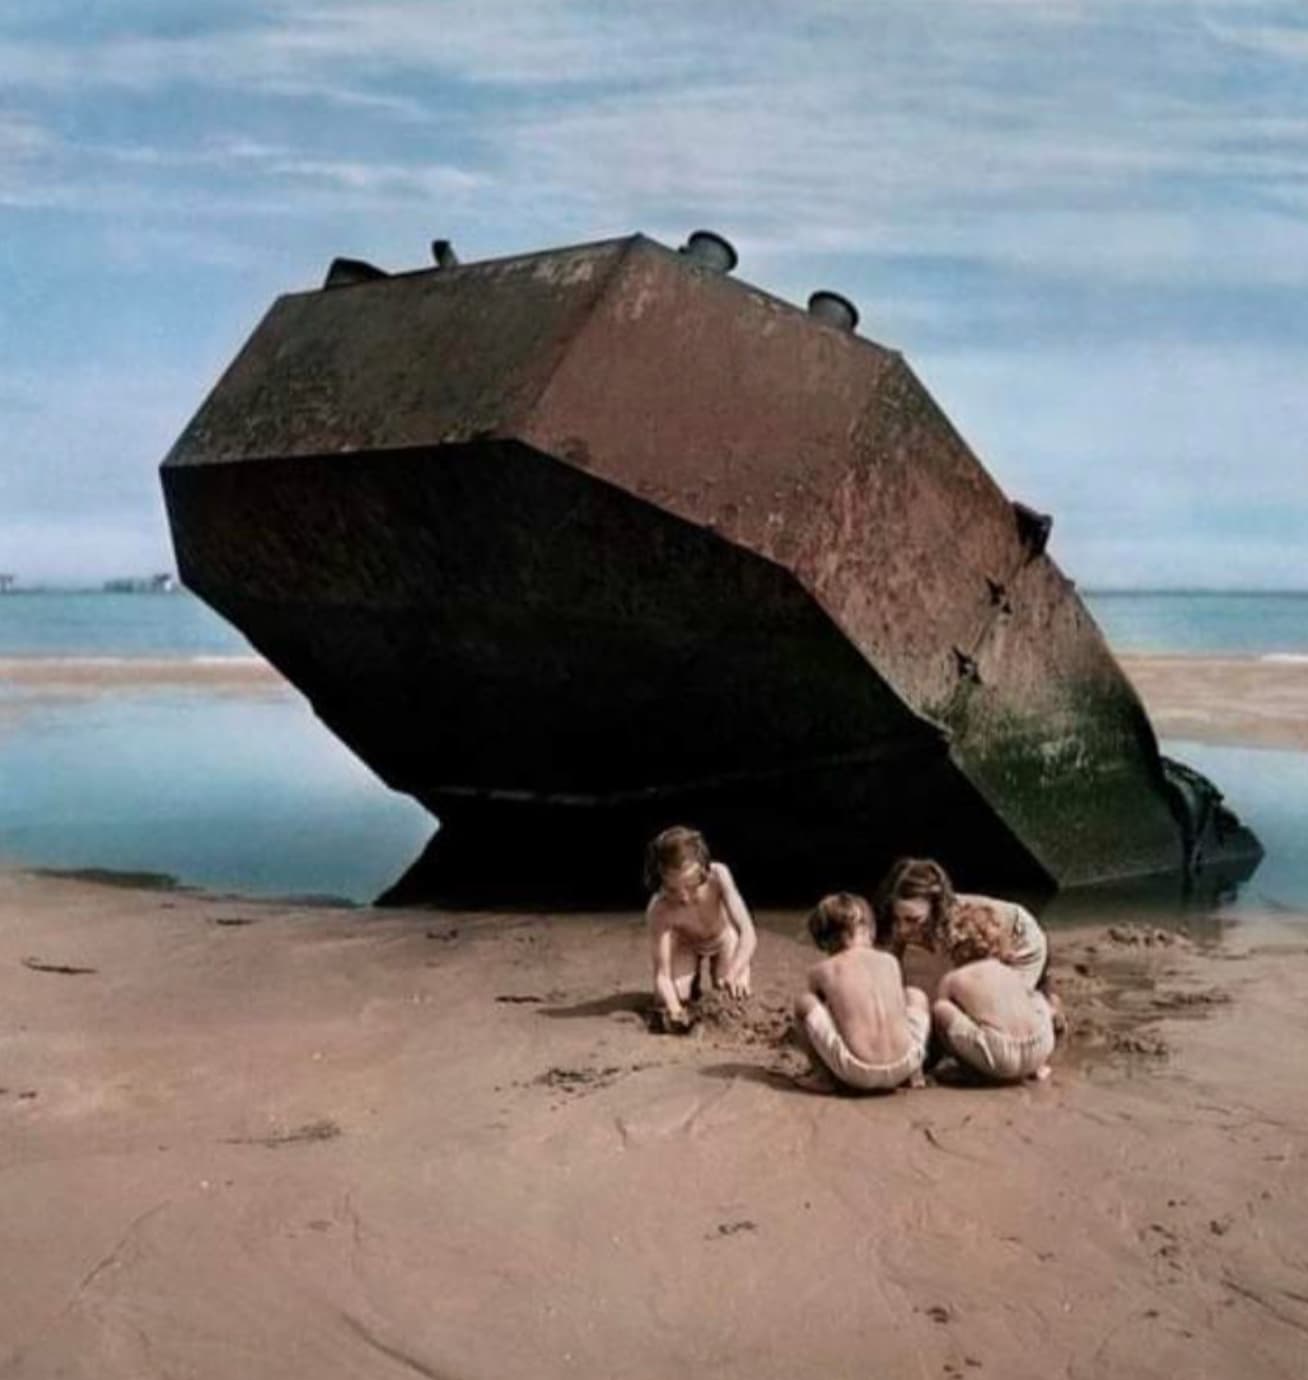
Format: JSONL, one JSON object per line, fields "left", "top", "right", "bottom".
{"left": 161, "top": 232, "right": 1261, "bottom": 904}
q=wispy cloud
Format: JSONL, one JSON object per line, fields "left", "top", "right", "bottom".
{"left": 8, "top": 1, "right": 1308, "bottom": 289}
{"left": 0, "top": 108, "right": 49, "bottom": 156}
{"left": 3, "top": 0, "right": 1308, "bottom": 584}
{"left": 0, "top": 363, "right": 197, "bottom": 515}
{"left": 1200, "top": 11, "right": 1308, "bottom": 63}
{"left": 95, "top": 136, "right": 489, "bottom": 199}
{"left": 0, "top": 107, "right": 55, "bottom": 205}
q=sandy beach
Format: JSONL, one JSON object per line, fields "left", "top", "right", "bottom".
{"left": 1119, "top": 654, "right": 1308, "bottom": 752}
{"left": 0, "top": 656, "right": 280, "bottom": 694}
{"left": 2, "top": 653, "right": 1306, "bottom": 1378}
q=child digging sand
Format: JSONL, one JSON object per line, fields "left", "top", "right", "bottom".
{"left": 645, "top": 826, "right": 757, "bottom": 1032}
{"left": 793, "top": 893, "right": 930, "bottom": 1093}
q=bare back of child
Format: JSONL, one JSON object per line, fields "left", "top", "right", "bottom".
{"left": 933, "top": 958, "right": 1057, "bottom": 1083}
{"left": 794, "top": 893, "right": 929, "bottom": 1093}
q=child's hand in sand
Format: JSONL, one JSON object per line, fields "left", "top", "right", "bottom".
{"left": 655, "top": 1007, "right": 694, "bottom": 1035}
{"left": 722, "top": 969, "right": 751, "bottom": 999}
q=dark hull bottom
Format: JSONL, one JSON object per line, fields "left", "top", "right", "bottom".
{"left": 376, "top": 779, "right": 1041, "bottom": 910}
{"left": 374, "top": 768, "right": 1262, "bottom": 910}
{"left": 379, "top": 805, "right": 1261, "bottom": 912}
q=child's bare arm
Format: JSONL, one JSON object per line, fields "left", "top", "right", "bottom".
{"left": 648, "top": 908, "right": 686, "bottom": 1019}
{"left": 714, "top": 863, "right": 757, "bottom": 995}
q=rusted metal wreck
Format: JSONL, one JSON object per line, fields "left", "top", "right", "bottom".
{"left": 161, "top": 230, "right": 1261, "bottom": 904}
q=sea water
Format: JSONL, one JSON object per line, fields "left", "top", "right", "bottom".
{"left": 0, "top": 590, "right": 250, "bottom": 658}
{"left": 1086, "top": 590, "right": 1308, "bottom": 657}
{"left": 0, "top": 592, "right": 429, "bottom": 902}
{"left": 0, "top": 682, "right": 431, "bottom": 904}
{"left": 1, "top": 590, "right": 1305, "bottom": 907}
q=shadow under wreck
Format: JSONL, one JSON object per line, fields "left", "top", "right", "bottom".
{"left": 160, "top": 230, "right": 1262, "bottom": 907}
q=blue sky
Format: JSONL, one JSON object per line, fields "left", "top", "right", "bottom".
{"left": 2, "top": 0, "right": 1306, "bottom": 587}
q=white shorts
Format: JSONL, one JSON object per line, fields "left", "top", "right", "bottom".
{"left": 937, "top": 994, "right": 1055, "bottom": 1082}
{"left": 803, "top": 1002, "right": 929, "bottom": 1092}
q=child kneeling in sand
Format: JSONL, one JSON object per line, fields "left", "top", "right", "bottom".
{"left": 932, "top": 958, "right": 1057, "bottom": 1082}
{"left": 645, "top": 826, "right": 757, "bottom": 1031}
{"left": 876, "top": 857, "right": 1051, "bottom": 994}
{"left": 793, "top": 893, "right": 930, "bottom": 1092}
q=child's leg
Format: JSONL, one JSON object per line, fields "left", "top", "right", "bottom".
{"left": 666, "top": 933, "right": 699, "bottom": 1007}
{"left": 708, "top": 923, "right": 741, "bottom": 990}
{"left": 793, "top": 989, "right": 820, "bottom": 1036}
{"left": 1028, "top": 994, "right": 1058, "bottom": 1080}
{"left": 904, "top": 987, "right": 931, "bottom": 1086}
{"left": 932, "top": 997, "right": 996, "bottom": 1077}
{"left": 789, "top": 994, "right": 844, "bottom": 1092}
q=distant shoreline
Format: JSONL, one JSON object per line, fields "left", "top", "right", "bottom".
{"left": 0, "top": 655, "right": 284, "bottom": 691}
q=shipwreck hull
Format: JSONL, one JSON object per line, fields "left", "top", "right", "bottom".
{"left": 161, "top": 233, "right": 1260, "bottom": 904}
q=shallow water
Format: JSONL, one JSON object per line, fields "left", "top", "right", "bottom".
{"left": 1160, "top": 739, "right": 1308, "bottom": 913}
{"left": 0, "top": 676, "right": 1304, "bottom": 913}
{"left": 0, "top": 685, "right": 430, "bottom": 904}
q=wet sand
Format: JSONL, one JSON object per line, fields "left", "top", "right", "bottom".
{"left": 2, "top": 651, "right": 1307, "bottom": 1376}
{"left": 1119, "top": 653, "right": 1308, "bottom": 751}
{"left": 0, "top": 656, "right": 282, "bottom": 694}
{"left": 2, "top": 869, "right": 1307, "bottom": 1378}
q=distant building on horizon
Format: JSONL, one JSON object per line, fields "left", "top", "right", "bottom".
{"left": 103, "top": 572, "right": 177, "bottom": 594}
{"left": 0, "top": 573, "right": 15, "bottom": 593}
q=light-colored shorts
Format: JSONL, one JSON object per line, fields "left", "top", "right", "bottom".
{"left": 803, "top": 1001, "right": 929, "bottom": 1092}
{"left": 938, "top": 994, "right": 1055, "bottom": 1082}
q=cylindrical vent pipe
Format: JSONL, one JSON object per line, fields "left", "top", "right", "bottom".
{"left": 431, "top": 239, "right": 460, "bottom": 269}
{"left": 807, "top": 290, "right": 859, "bottom": 332}
{"left": 679, "top": 230, "right": 738, "bottom": 273}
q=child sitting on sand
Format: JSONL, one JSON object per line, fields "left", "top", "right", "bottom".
{"left": 932, "top": 958, "right": 1057, "bottom": 1083}
{"left": 645, "top": 826, "right": 757, "bottom": 1032}
{"left": 875, "top": 857, "right": 1051, "bottom": 993}
{"left": 793, "top": 892, "right": 930, "bottom": 1092}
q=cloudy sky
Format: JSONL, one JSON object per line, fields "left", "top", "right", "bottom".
{"left": 2, "top": 0, "right": 1306, "bottom": 588}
